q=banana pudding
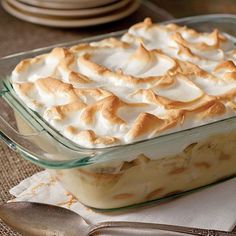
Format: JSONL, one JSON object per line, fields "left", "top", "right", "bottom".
{"left": 10, "top": 18, "right": 236, "bottom": 208}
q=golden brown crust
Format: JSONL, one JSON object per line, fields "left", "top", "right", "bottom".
{"left": 172, "top": 29, "right": 224, "bottom": 51}
{"left": 74, "top": 88, "right": 113, "bottom": 99}
{"left": 13, "top": 82, "right": 34, "bottom": 95}
{"left": 65, "top": 127, "right": 119, "bottom": 145}
{"left": 197, "top": 102, "right": 226, "bottom": 119}
{"left": 127, "top": 112, "right": 174, "bottom": 139}
{"left": 69, "top": 71, "right": 91, "bottom": 84}
{"left": 214, "top": 60, "right": 236, "bottom": 72}
{"left": 11, "top": 18, "right": 236, "bottom": 147}
{"left": 45, "top": 102, "right": 86, "bottom": 120}
{"left": 214, "top": 61, "right": 236, "bottom": 80}
{"left": 14, "top": 56, "right": 44, "bottom": 73}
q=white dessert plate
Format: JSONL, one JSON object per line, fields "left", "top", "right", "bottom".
{"left": 17, "top": 0, "right": 117, "bottom": 9}
{"left": 6, "top": 0, "right": 131, "bottom": 18}
{"left": 2, "top": 0, "right": 140, "bottom": 27}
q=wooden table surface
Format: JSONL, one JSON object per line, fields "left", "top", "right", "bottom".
{"left": 0, "top": 0, "right": 236, "bottom": 235}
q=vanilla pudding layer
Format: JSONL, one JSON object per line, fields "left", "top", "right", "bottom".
{"left": 15, "top": 110, "right": 236, "bottom": 209}
{"left": 11, "top": 18, "right": 236, "bottom": 148}
{"left": 51, "top": 130, "right": 236, "bottom": 209}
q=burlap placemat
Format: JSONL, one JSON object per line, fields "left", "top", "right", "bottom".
{"left": 0, "top": 140, "right": 42, "bottom": 235}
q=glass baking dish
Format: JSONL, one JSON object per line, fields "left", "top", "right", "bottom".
{"left": 1, "top": 14, "right": 236, "bottom": 210}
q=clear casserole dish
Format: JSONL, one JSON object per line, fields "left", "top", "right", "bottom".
{"left": 1, "top": 14, "right": 236, "bottom": 210}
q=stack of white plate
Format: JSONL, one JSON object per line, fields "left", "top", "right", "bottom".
{"left": 2, "top": 0, "right": 140, "bottom": 27}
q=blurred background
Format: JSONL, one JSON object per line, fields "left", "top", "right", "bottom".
{"left": 155, "top": 0, "right": 236, "bottom": 17}
{"left": 0, "top": 0, "right": 236, "bottom": 57}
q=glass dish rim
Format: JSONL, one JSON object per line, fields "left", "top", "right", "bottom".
{"left": 1, "top": 14, "right": 236, "bottom": 169}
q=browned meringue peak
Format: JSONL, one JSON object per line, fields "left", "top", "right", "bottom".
{"left": 125, "top": 97, "right": 226, "bottom": 140}
{"left": 12, "top": 82, "right": 43, "bottom": 109}
{"left": 152, "top": 74, "right": 175, "bottom": 88}
{"left": 120, "top": 18, "right": 154, "bottom": 44}
{"left": 164, "top": 22, "right": 223, "bottom": 42}
{"left": 113, "top": 44, "right": 176, "bottom": 76}
{"left": 77, "top": 46, "right": 176, "bottom": 88}
{"left": 127, "top": 44, "right": 156, "bottom": 71}
{"left": 126, "top": 112, "right": 176, "bottom": 140}
{"left": 172, "top": 29, "right": 225, "bottom": 51}
{"left": 77, "top": 53, "right": 158, "bottom": 87}
{"left": 215, "top": 60, "right": 236, "bottom": 72}
{"left": 70, "top": 38, "right": 129, "bottom": 53}
{"left": 121, "top": 19, "right": 167, "bottom": 48}
{"left": 221, "top": 72, "right": 236, "bottom": 82}
{"left": 216, "top": 87, "right": 236, "bottom": 101}
{"left": 170, "top": 60, "right": 209, "bottom": 77}
{"left": 74, "top": 88, "right": 113, "bottom": 104}
{"left": 135, "top": 47, "right": 177, "bottom": 77}
{"left": 213, "top": 60, "right": 236, "bottom": 80}
{"left": 171, "top": 33, "right": 225, "bottom": 62}
{"left": 44, "top": 89, "right": 115, "bottom": 120}
{"left": 195, "top": 101, "right": 226, "bottom": 119}
{"left": 13, "top": 82, "right": 34, "bottom": 96}
{"left": 135, "top": 88, "right": 207, "bottom": 111}
{"left": 173, "top": 45, "right": 225, "bottom": 74}
{"left": 227, "top": 49, "right": 236, "bottom": 59}
{"left": 225, "top": 50, "right": 236, "bottom": 67}
{"left": 124, "top": 18, "right": 226, "bottom": 48}
{"left": 176, "top": 43, "right": 200, "bottom": 60}
{"left": 57, "top": 52, "right": 91, "bottom": 85}
{"left": 35, "top": 77, "right": 72, "bottom": 94}
{"left": 192, "top": 71, "right": 236, "bottom": 99}
{"left": 227, "top": 101, "right": 236, "bottom": 111}
{"left": 153, "top": 74, "right": 204, "bottom": 102}
{"left": 86, "top": 43, "right": 157, "bottom": 75}
{"left": 65, "top": 126, "right": 119, "bottom": 146}
{"left": 80, "top": 95, "right": 147, "bottom": 126}
{"left": 35, "top": 77, "right": 75, "bottom": 99}
{"left": 14, "top": 56, "right": 44, "bottom": 74}
{"left": 45, "top": 47, "right": 73, "bottom": 67}
{"left": 122, "top": 18, "right": 227, "bottom": 64}
{"left": 166, "top": 99, "right": 227, "bottom": 126}
{"left": 131, "top": 83, "right": 216, "bottom": 114}
{"left": 161, "top": 94, "right": 217, "bottom": 112}
{"left": 68, "top": 71, "right": 91, "bottom": 85}
{"left": 13, "top": 47, "right": 70, "bottom": 83}
{"left": 129, "top": 17, "right": 153, "bottom": 31}
{"left": 89, "top": 37, "right": 130, "bottom": 48}
{"left": 44, "top": 101, "right": 86, "bottom": 121}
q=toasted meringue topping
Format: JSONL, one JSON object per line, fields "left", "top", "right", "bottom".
{"left": 11, "top": 18, "right": 236, "bottom": 148}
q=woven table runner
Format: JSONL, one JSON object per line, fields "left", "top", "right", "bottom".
{"left": 0, "top": 141, "right": 42, "bottom": 235}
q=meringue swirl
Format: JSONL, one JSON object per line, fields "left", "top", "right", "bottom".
{"left": 11, "top": 18, "right": 236, "bottom": 148}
